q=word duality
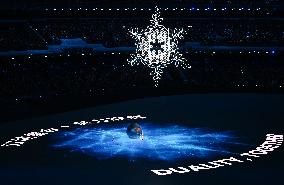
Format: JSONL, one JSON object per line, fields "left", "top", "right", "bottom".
{"left": 151, "top": 134, "right": 283, "bottom": 176}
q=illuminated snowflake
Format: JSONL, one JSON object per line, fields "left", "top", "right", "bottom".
{"left": 127, "top": 7, "right": 190, "bottom": 86}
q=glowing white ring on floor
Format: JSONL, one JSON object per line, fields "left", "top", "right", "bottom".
{"left": 1, "top": 116, "right": 282, "bottom": 176}
{"left": 151, "top": 134, "right": 283, "bottom": 175}
{"left": 1, "top": 115, "right": 146, "bottom": 147}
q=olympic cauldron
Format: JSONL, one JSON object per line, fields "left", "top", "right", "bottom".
{"left": 126, "top": 123, "right": 143, "bottom": 139}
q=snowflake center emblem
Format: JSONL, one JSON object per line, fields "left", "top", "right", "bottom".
{"left": 127, "top": 7, "right": 191, "bottom": 86}
{"left": 150, "top": 39, "right": 164, "bottom": 54}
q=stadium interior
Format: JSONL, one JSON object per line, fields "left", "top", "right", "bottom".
{"left": 0, "top": 1, "right": 283, "bottom": 185}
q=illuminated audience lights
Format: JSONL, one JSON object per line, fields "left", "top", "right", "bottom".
{"left": 43, "top": 7, "right": 267, "bottom": 13}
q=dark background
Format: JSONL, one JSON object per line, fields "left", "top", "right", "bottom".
{"left": 0, "top": 94, "right": 283, "bottom": 185}
{"left": 0, "top": 1, "right": 284, "bottom": 184}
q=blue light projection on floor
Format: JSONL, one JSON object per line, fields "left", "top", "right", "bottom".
{"left": 52, "top": 123, "right": 247, "bottom": 161}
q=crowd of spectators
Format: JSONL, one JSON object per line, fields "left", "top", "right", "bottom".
{"left": 1, "top": 18, "right": 282, "bottom": 51}
{"left": 0, "top": 52, "right": 283, "bottom": 102}
{"left": 1, "top": 0, "right": 282, "bottom": 10}
{"left": 0, "top": 6, "right": 283, "bottom": 104}
{"left": 0, "top": 23, "right": 47, "bottom": 51}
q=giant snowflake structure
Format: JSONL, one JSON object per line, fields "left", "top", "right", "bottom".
{"left": 127, "top": 7, "right": 191, "bottom": 86}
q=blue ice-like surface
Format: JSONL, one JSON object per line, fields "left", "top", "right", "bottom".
{"left": 52, "top": 123, "right": 246, "bottom": 161}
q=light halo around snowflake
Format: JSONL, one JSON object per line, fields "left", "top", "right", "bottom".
{"left": 127, "top": 7, "right": 191, "bottom": 86}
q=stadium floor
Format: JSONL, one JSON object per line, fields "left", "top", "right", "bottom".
{"left": 0, "top": 93, "right": 283, "bottom": 185}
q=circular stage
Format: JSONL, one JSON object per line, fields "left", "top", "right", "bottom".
{"left": 0, "top": 93, "right": 283, "bottom": 185}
